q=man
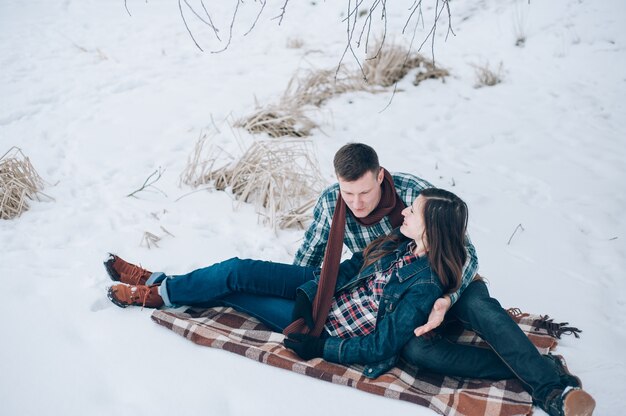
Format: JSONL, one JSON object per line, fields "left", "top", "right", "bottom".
{"left": 292, "top": 143, "right": 594, "bottom": 416}
{"left": 294, "top": 143, "right": 477, "bottom": 331}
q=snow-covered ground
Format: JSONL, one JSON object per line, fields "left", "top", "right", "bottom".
{"left": 1, "top": 0, "right": 624, "bottom": 415}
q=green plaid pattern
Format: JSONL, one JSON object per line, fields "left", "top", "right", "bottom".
{"left": 293, "top": 172, "right": 478, "bottom": 305}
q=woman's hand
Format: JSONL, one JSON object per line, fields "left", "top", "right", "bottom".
{"left": 413, "top": 296, "right": 451, "bottom": 337}
{"left": 284, "top": 333, "right": 326, "bottom": 360}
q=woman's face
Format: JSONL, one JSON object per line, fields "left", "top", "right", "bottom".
{"left": 400, "top": 195, "right": 427, "bottom": 243}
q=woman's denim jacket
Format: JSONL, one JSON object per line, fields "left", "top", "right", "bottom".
{"left": 297, "top": 236, "right": 444, "bottom": 378}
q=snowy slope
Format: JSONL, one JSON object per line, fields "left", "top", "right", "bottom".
{"left": 1, "top": 0, "right": 624, "bottom": 415}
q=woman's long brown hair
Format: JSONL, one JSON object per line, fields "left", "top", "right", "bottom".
{"left": 361, "top": 188, "right": 468, "bottom": 293}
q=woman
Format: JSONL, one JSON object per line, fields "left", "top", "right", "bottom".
{"left": 106, "top": 188, "right": 466, "bottom": 377}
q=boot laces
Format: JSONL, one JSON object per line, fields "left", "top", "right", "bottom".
{"left": 127, "top": 263, "right": 147, "bottom": 285}
{"left": 126, "top": 285, "right": 153, "bottom": 309}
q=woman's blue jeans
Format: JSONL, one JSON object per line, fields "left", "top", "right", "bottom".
{"left": 401, "top": 280, "right": 562, "bottom": 407}
{"left": 154, "top": 257, "right": 316, "bottom": 332}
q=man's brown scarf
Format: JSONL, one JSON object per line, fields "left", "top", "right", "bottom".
{"left": 284, "top": 169, "right": 406, "bottom": 337}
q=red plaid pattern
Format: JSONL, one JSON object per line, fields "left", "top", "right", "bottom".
{"left": 151, "top": 307, "right": 557, "bottom": 416}
{"left": 325, "top": 245, "right": 420, "bottom": 338}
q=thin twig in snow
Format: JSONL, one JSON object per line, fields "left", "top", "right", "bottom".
{"left": 126, "top": 168, "right": 166, "bottom": 198}
{"left": 160, "top": 226, "right": 175, "bottom": 237}
{"left": 140, "top": 231, "right": 161, "bottom": 249}
{"left": 174, "top": 186, "right": 214, "bottom": 202}
{"left": 507, "top": 223, "right": 525, "bottom": 245}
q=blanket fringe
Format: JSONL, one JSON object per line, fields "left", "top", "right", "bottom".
{"left": 533, "top": 315, "right": 582, "bottom": 339}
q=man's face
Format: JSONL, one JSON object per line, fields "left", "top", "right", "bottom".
{"left": 337, "top": 169, "right": 384, "bottom": 218}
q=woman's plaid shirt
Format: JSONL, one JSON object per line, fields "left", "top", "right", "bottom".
{"left": 324, "top": 243, "right": 421, "bottom": 338}
{"left": 293, "top": 172, "right": 478, "bottom": 305}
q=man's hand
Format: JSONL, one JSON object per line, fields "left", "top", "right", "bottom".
{"left": 414, "top": 296, "right": 451, "bottom": 337}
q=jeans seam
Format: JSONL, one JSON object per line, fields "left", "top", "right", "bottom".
{"left": 455, "top": 315, "right": 545, "bottom": 405}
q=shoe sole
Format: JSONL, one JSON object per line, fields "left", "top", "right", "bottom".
{"left": 104, "top": 253, "right": 121, "bottom": 282}
{"left": 563, "top": 389, "right": 595, "bottom": 416}
{"left": 552, "top": 354, "right": 583, "bottom": 389}
{"left": 107, "top": 286, "right": 129, "bottom": 308}
{"left": 103, "top": 253, "right": 154, "bottom": 286}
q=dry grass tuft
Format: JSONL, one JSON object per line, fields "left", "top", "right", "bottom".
{"left": 236, "top": 68, "right": 370, "bottom": 138}
{"left": 286, "top": 37, "right": 304, "bottom": 49}
{"left": 363, "top": 39, "right": 450, "bottom": 87}
{"left": 181, "top": 135, "right": 327, "bottom": 230}
{"left": 235, "top": 104, "right": 316, "bottom": 138}
{"left": 238, "top": 39, "right": 448, "bottom": 139}
{"left": 278, "top": 197, "right": 318, "bottom": 230}
{"left": 363, "top": 41, "right": 424, "bottom": 87}
{"left": 473, "top": 62, "right": 503, "bottom": 88}
{"left": 140, "top": 226, "right": 175, "bottom": 249}
{"left": 413, "top": 61, "right": 450, "bottom": 86}
{"left": 282, "top": 68, "right": 370, "bottom": 107}
{"left": 179, "top": 131, "right": 234, "bottom": 188}
{"left": 0, "top": 147, "right": 52, "bottom": 220}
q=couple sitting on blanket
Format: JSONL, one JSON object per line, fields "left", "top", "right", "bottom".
{"left": 106, "top": 143, "right": 594, "bottom": 416}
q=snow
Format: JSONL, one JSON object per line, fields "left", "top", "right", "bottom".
{"left": 1, "top": 0, "right": 625, "bottom": 415}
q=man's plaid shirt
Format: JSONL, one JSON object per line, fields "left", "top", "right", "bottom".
{"left": 293, "top": 172, "right": 478, "bottom": 305}
{"left": 324, "top": 242, "right": 421, "bottom": 338}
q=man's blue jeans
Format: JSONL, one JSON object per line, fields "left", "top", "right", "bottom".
{"left": 401, "top": 280, "right": 562, "bottom": 407}
{"left": 153, "top": 257, "right": 316, "bottom": 332}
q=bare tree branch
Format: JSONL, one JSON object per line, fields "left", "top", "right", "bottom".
{"left": 343, "top": 0, "right": 367, "bottom": 22}
{"left": 379, "top": 0, "right": 423, "bottom": 111}
{"left": 178, "top": 0, "right": 204, "bottom": 51}
{"left": 200, "top": 0, "right": 222, "bottom": 41}
{"left": 444, "top": 0, "right": 455, "bottom": 41}
{"left": 212, "top": 0, "right": 241, "bottom": 53}
{"left": 244, "top": 0, "right": 267, "bottom": 36}
{"left": 357, "top": 0, "right": 382, "bottom": 54}
{"left": 272, "top": 0, "right": 290, "bottom": 25}
{"left": 430, "top": 0, "right": 440, "bottom": 60}
{"left": 183, "top": 0, "right": 221, "bottom": 40}
{"left": 403, "top": 0, "right": 424, "bottom": 34}
{"left": 363, "top": 2, "right": 387, "bottom": 60}
{"left": 169, "top": 0, "right": 453, "bottom": 66}
{"left": 410, "top": 0, "right": 453, "bottom": 63}
{"left": 337, "top": 0, "right": 366, "bottom": 81}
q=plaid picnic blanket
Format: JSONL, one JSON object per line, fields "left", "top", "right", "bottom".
{"left": 151, "top": 307, "right": 558, "bottom": 416}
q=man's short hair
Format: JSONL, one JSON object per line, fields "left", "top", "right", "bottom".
{"left": 333, "top": 143, "right": 380, "bottom": 181}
